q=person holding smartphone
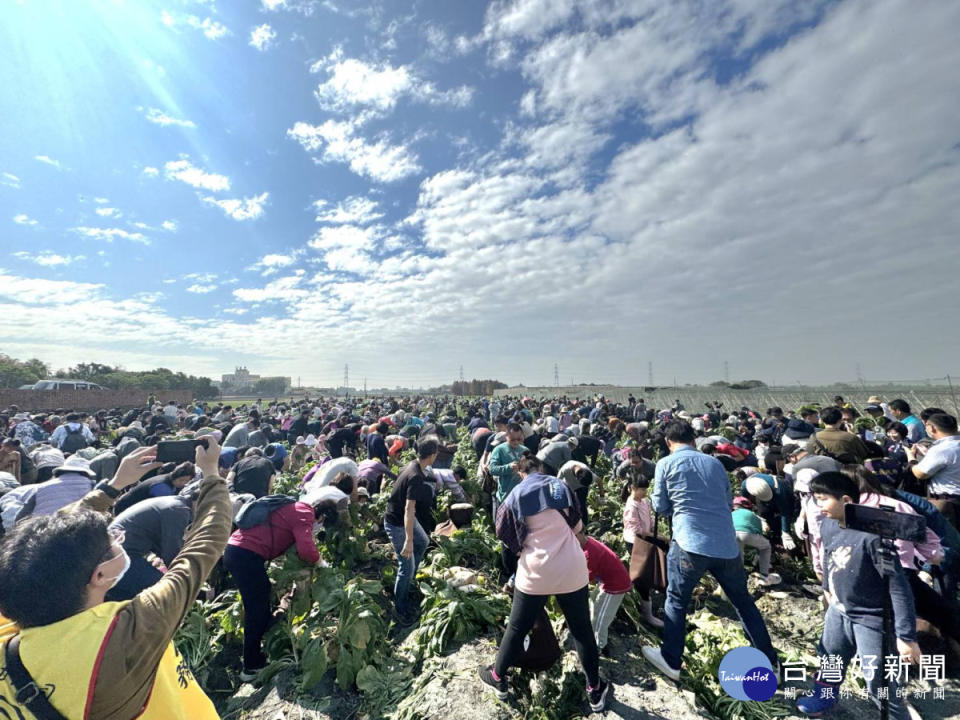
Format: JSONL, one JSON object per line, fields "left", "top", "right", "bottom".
{"left": 0, "top": 440, "right": 232, "bottom": 720}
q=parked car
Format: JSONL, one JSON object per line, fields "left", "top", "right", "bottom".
{"left": 31, "top": 379, "right": 105, "bottom": 391}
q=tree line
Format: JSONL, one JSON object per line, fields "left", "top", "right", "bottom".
{"left": 0, "top": 354, "right": 219, "bottom": 399}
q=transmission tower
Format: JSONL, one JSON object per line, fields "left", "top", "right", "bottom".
{"left": 724, "top": 360, "right": 730, "bottom": 384}
{"left": 459, "top": 365, "right": 464, "bottom": 382}
{"left": 648, "top": 361, "right": 654, "bottom": 386}
{"left": 554, "top": 363, "right": 559, "bottom": 387}
{"left": 363, "top": 377, "right": 367, "bottom": 398}
{"left": 343, "top": 364, "right": 349, "bottom": 397}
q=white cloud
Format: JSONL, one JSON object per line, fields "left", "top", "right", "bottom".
{"left": 144, "top": 108, "right": 196, "bottom": 128}
{"left": 12, "top": 251, "right": 84, "bottom": 267}
{"left": 164, "top": 158, "right": 230, "bottom": 192}
{"left": 202, "top": 191, "right": 269, "bottom": 221}
{"left": 261, "top": 0, "right": 317, "bottom": 15}
{"left": 233, "top": 272, "right": 308, "bottom": 302}
{"left": 161, "top": 220, "right": 177, "bottom": 232}
{"left": 309, "top": 224, "right": 378, "bottom": 250}
{"left": 187, "top": 16, "right": 230, "bottom": 40}
{"left": 249, "top": 24, "right": 277, "bottom": 51}
{"left": 142, "top": 166, "right": 160, "bottom": 177}
{"left": 311, "top": 52, "right": 474, "bottom": 114}
{"left": 186, "top": 283, "right": 217, "bottom": 294}
{"left": 73, "top": 226, "right": 149, "bottom": 244}
{"left": 0, "top": 271, "right": 104, "bottom": 305}
{"left": 252, "top": 251, "right": 303, "bottom": 275}
{"left": 160, "top": 10, "right": 175, "bottom": 27}
{"left": 95, "top": 207, "right": 121, "bottom": 217}
{"left": 314, "top": 196, "right": 382, "bottom": 225}
{"left": 12, "top": 214, "right": 38, "bottom": 226}
{"left": 287, "top": 120, "right": 421, "bottom": 182}
{"left": 34, "top": 155, "right": 61, "bottom": 169}
{"left": 2, "top": 173, "right": 21, "bottom": 189}
{"left": 92, "top": 197, "right": 109, "bottom": 204}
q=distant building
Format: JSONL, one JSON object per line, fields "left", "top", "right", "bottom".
{"left": 222, "top": 366, "right": 259, "bottom": 388}
{"left": 220, "top": 367, "right": 291, "bottom": 393}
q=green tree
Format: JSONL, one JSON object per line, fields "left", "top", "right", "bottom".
{"left": 0, "top": 354, "right": 49, "bottom": 388}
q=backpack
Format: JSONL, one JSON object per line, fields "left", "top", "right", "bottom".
{"left": 60, "top": 426, "right": 88, "bottom": 454}
{"left": 234, "top": 494, "right": 296, "bottom": 529}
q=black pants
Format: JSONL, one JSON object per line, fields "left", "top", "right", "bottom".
{"left": 495, "top": 585, "right": 599, "bottom": 686}
{"left": 907, "top": 569, "right": 960, "bottom": 641}
{"left": 224, "top": 545, "right": 271, "bottom": 670}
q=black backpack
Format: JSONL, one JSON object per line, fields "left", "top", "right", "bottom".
{"left": 234, "top": 494, "right": 296, "bottom": 529}
{"left": 60, "top": 426, "right": 88, "bottom": 454}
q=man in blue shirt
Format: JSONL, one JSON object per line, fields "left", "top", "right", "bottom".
{"left": 642, "top": 420, "right": 777, "bottom": 680}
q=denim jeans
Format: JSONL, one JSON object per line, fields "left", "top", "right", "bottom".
{"left": 384, "top": 519, "right": 429, "bottom": 614}
{"left": 660, "top": 541, "right": 776, "bottom": 670}
{"left": 818, "top": 605, "right": 906, "bottom": 719}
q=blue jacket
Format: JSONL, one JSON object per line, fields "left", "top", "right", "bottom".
{"left": 652, "top": 445, "right": 739, "bottom": 558}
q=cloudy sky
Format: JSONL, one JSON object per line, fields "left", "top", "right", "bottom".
{"left": 1, "top": 0, "right": 958, "bottom": 389}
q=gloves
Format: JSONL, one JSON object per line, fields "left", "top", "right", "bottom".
{"left": 794, "top": 515, "right": 806, "bottom": 539}
{"left": 782, "top": 532, "right": 797, "bottom": 551}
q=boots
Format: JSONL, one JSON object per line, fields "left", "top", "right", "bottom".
{"left": 640, "top": 599, "right": 663, "bottom": 629}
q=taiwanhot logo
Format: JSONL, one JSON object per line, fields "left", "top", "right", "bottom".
{"left": 717, "top": 647, "right": 777, "bottom": 702}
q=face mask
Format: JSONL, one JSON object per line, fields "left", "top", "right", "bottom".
{"left": 99, "top": 545, "right": 131, "bottom": 589}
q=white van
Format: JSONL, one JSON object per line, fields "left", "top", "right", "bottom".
{"left": 31, "top": 379, "right": 105, "bottom": 391}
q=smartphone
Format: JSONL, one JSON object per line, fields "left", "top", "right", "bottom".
{"left": 156, "top": 439, "right": 208, "bottom": 464}
{"left": 844, "top": 503, "right": 927, "bottom": 543}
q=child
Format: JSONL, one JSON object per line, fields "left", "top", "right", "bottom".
{"left": 622, "top": 476, "right": 653, "bottom": 551}
{"left": 731, "top": 497, "right": 781, "bottom": 586}
{"left": 577, "top": 532, "right": 633, "bottom": 651}
{"left": 620, "top": 477, "right": 663, "bottom": 628}
{"left": 797, "top": 472, "right": 920, "bottom": 719}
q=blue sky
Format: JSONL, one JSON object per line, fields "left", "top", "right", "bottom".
{"left": 2, "top": 0, "right": 959, "bottom": 389}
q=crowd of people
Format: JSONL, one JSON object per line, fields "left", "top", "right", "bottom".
{"left": 0, "top": 391, "right": 957, "bottom": 718}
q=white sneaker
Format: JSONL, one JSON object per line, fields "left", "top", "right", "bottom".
{"left": 760, "top": 572, "right": 782, "bottom": 587}
{"left": 641, "top": 646, "right": 681, "bottom": 681}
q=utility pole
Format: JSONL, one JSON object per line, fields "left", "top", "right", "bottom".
{"left": 723, "top": 360, "right": 730, "bottom": 384}
{"left": 459, "top": 365, "right": 464, "bottom": 383}
{"left": 344, "top": 364, "right": 349, "bottom": 399}
{"left": 648, "top": 361, "right": 654, "bottom": 386}
{"left": 856, "top": 363, "right": 865, "bottom": 388}
{"left": 363, "top": 377, "right": 367, "bottom": 398}
{"left": 554, "top": 363, "right": 559, "bottom": 387}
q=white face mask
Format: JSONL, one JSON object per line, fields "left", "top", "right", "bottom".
{"left": 99, "top": 543, "right": 131, "bottom": 589}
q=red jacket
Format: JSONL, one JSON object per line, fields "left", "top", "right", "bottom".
{"left": 228, "top": 501, "right": 320, "bottom": 565}
{"left": 583, "top": 537, "right": 631, "bottom": 594}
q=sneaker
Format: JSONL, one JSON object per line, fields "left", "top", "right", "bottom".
{"left": 796, "top": 682, "right": 839, "bottom": 716}
{"left": 588, "top": 679, "right": 612, "bottom": 712}
{"left": 478, "top": 664, "right": 509, "bottom": 700}
{"left": 641, "top": 646, "right": 680, "bottom": 681}
{"left": 760, "top": 572, "right": 782, "bottom": 587}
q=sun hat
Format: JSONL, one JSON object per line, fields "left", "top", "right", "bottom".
{"left": 52, "top": 455, "right": 96, "bottom": 479}
{"left": 745, "top": 475, "right": 774, "bottom": 502}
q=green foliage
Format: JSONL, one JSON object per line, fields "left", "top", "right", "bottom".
{"left": 47, "top": 359, "right": 219, "bottom": 398}
{"left": 174, "top": 598, "right": 229, "bottom": 686}
{"left": 0, "top": 353, "right": 49, "bottom": 388}
{"left": 683, "top": 611, "right": 790, "bottom": 720}
{"left": 413, "top": 568, "right": 510, "bottom": 660}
